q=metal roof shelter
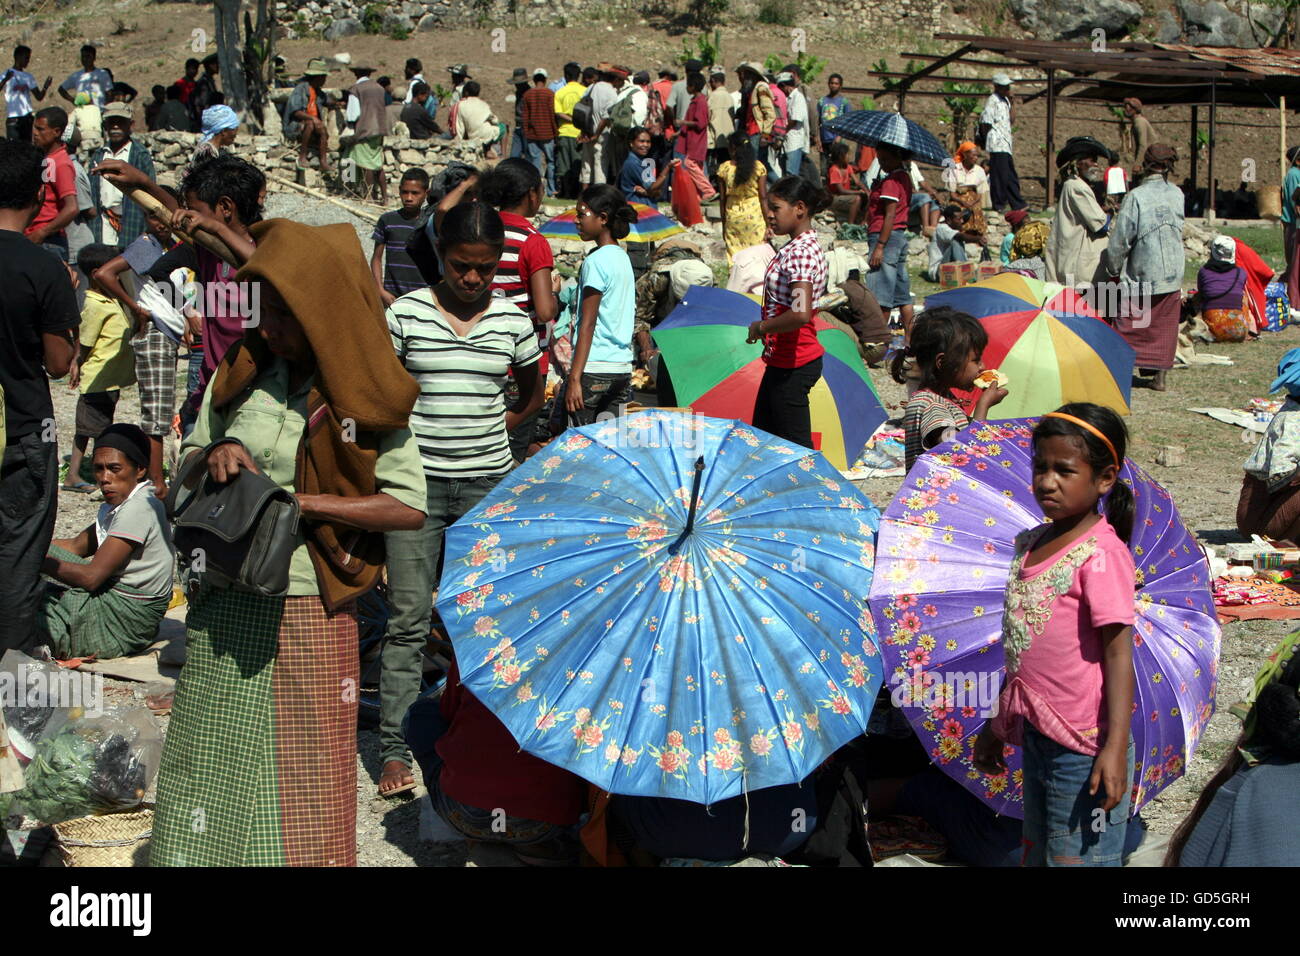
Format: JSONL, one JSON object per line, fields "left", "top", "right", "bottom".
{"left": 849, "top": 33, "right": 1300, "bottom": 214}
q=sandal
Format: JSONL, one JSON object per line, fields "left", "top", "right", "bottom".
{"left": 61, "top": 481, "right": 95, "bottom": 494}
{"left": 377, "top": 759, "right": 417, "bottom": 798}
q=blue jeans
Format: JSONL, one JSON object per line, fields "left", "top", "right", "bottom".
{"left": 784, "top": 148, "right": 804, "bottom": 177}
{"left": 866, "top": 230, "right": 912, "bottom": 309}
{"left": 509, "top": 125, "right": 526, "bottom": 159}
{"left": 526, "top": 138, "right": 556, "bottom": 195}
{"left": 380, "top": 473, "right": 499, "bottom": 766}
{"left": 1021, "top": 723, "right": 1134, "bottom": 867}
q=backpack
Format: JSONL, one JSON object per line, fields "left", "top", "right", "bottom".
{"left": 572, "top": 88, "right": 595, "bottom": 137}
{"left": 644, "top": 88, "right": 665, "bottom": 138}
{"left": 608, "top": 91, "right": 637, "bottom": 142}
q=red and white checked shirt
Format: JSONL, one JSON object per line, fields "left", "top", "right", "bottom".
{"left": 761, "top": 229, "right": 827, "bottom": 368}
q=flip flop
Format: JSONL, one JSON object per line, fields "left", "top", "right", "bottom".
{"left": 61, "top": 482, "right": 95, "bottom": 494}
{"left": 377, "top": 762, "right": 417, "bottom": 798}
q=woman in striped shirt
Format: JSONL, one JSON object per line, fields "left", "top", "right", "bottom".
{"left": 479, "top": 158, "right": 559, "bottom": 460}
{"left": 378, "top": 201, "right": 544, "bottom": 797}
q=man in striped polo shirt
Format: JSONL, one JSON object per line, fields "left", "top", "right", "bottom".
{"left": 376, "top": 206, "right": 544, "bottom": 796}
{"left": 370, "top": 168, "right": 429, "bottom": 306}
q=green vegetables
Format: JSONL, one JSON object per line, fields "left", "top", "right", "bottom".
{"left": 2, "top": 723, "right": 149, "bottom": 826}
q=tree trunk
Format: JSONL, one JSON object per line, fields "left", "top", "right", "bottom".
{"left": 214, "top": 0, "right": 249, "bottom": 115}
{"left": 241, "top": 0, "right": 274, "bottom": 132}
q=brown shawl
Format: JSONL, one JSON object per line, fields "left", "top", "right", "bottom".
{"left": 211, "top": 219, "right": 419, "bottom": 611}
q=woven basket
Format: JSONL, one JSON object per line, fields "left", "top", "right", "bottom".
{"left": 53, "top": 806, "right": 153, "bottom": 867}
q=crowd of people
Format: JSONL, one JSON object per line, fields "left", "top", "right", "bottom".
{"left": 2, "top": 41, "right": 1299, "bottom": 869}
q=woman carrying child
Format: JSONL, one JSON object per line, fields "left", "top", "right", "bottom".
{"left": 974, "top": 403, "right": 1137, "bottom": 867}
{"left": 744, "top": 176, "right": 830, "bottom": 449}
{"left": 39, "top": 424, "right": 174, "bottom": 660}
{"left": 893, "top": 306, "right": 1007, "bottom": 473}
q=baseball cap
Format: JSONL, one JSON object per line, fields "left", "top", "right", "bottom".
{"left": 991, "top": 71, "right": 1013, "bottom": 87}
{"left": 102, "top": 103, "right": 133, "bottom": 122}
{"left": 532, "top": 67, "right": 549, "bottom": 79}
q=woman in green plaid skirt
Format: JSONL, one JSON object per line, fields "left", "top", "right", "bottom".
{"left": 149, "top": 219, "right": 427, "bottom": 866}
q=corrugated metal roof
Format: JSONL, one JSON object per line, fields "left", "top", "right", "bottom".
{"left": 1151, "top": 43, "right": 1300, "bottom": 78}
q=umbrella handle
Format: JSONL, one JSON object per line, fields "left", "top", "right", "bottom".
{"left": 667, "top": 456, "right": 706, "bottom": 555}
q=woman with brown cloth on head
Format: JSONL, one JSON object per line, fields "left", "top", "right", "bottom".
{"left": 149, "top": 220, "right": 429, "bottom": 867}
{"left": 942, "top": 141, "right": 988, "bottom": 241}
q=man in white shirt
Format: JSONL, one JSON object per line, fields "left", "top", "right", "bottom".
{"left": 629, "top": 70, "right": 650, "bottom": 126}
{"left": 776, "top": 72, "right": 809, "bottom": 178}
{"left": 580, "top": 64, "right": 621, "bottom": 186}
{"left": 978, "top": 72, "right": 1026, "bottom": 212}
{"left": 59, "top": 44, "right": 113, "bottom": 109}
{"left": 2, "top": 45, "right": 51, "bottom": 142}
{"left": 706, "top": 68, "right": 734, "bottom": 173}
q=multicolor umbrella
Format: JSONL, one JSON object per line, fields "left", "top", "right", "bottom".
{"left": 925, "top": 274, "right": 1136, "bottom": 418}
{"left": 435, "top": 411, "right": 884, "bottom": 804}
{"left": 536, "top": 201, "right": 685, "bottom": 243}
{"left": 823, "top": 109, "right": 950, "bottom": 167}
{"left": 868, "top": 418, "right": 1220, "bottom": 818}
{"left": 652, "top": 286, "right": 888, "bottom": 471}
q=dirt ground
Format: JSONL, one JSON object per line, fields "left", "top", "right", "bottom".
{"left": 5, "top": 0, "right": 1296, "bottom": 204}
{"left": 17, "top": 0, "right": 1299, "bottom": 865}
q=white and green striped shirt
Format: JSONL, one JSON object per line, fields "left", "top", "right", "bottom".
{"left": 387, "top": 288, "right": 541, "bottom": 478}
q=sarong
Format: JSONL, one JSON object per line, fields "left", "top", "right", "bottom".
{"left": 1112, "top": 289, "right": 1181, "bottom": 370}
{"left": 349, "top": 135, "right": 383, "bottom": 171}
{"left": 38, "top": 544, "right": 170, "bottom": 659}
{"left": 950, "top": 185, "right": 986, "bottom": 238}
{"left": 1237, "top": 474, "right": 1300, "bottom": 543}
{"left": 151, "top": 586, "right": 359, "bottom": 866}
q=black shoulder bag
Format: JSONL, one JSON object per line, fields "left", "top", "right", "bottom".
{"left": 165, "top": 440, "right": 301, "bottom": 597}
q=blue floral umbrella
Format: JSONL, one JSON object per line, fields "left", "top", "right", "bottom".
{"left": 824, "top": 109, "right": 951, "bottom": 167}
{"left": 435, "top": 411, "right": 884, "bottom": 804}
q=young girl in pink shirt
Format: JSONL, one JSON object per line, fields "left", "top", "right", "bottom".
{"left": 974, "top": 402, "right": 1137, "bottom": 866}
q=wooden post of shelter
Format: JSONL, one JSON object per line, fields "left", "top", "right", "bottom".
{"left": 1190, "top": 106, "right": 1199, "bottom": 193}
{"left": 1282, "top": 95, "right": 1289, "bottom": 184}
{"left": 1045, "top": 68, "right": 1057, "bottom": 205}
{"left": 1208, "top": 78, "right": 1217, "bottom": 220}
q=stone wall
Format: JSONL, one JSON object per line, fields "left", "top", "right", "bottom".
{"left": 89, "top": 128, "right": 489, "bottom": 192}
{"left": 278, "top": 0, "right": 944, "bottom": 41}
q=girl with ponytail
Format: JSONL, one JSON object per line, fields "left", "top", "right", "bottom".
{"left": 553, "top": 184, "right": 637, "bottom": 431}
{"left": 973, "top": 402, "right": 1138, "bottom": 866}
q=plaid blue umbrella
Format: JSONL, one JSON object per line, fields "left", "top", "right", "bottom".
{"left": 435, "top": 411, "right": 885, "bottom": 804}
{"left": 824, "top": 109, "right": 950, "bottom": 167}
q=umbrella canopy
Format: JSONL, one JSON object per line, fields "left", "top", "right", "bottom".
{"left": 652, "top": 286, "right": 888, "bottom": 471}
{"left": 868, "top": 419, "right": 1220, "bottom": 818}
{"left": 823, "top": 109, "right": 950, "bottom": 167}
{"left": 925, "top": 275, "right": 1135, "bottom": 418}
{"left": 435, "top": 411, "right": 885, "bottom": 804}
{"left": 537, "top": 201, "right": 685, "bottom": 243}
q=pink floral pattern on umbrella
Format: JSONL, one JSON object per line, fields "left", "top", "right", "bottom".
{"left": 869, "top": 419, "right": 1220, "bottom": 818}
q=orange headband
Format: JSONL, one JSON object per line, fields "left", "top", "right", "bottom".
{"left": 1041, "top": 412, "right": 1120, "bottom": 469}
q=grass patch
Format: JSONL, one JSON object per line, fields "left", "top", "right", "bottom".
{"left": 1220, "top": 224, "right": 1285, "bottom": 273}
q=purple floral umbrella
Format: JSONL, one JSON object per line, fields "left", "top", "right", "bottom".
{"left": 867, "top": 419, "right": 1220, "bottom": 818}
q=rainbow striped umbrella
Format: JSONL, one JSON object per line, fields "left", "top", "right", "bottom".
{"left": 924, "top": 274, "right": 1135, "bottom": 419}
{"left": 536, "top": 201, "right": 685, "bottom": 243}
{"left": 652, "top": 286, "right": 887, "bottom": 471}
